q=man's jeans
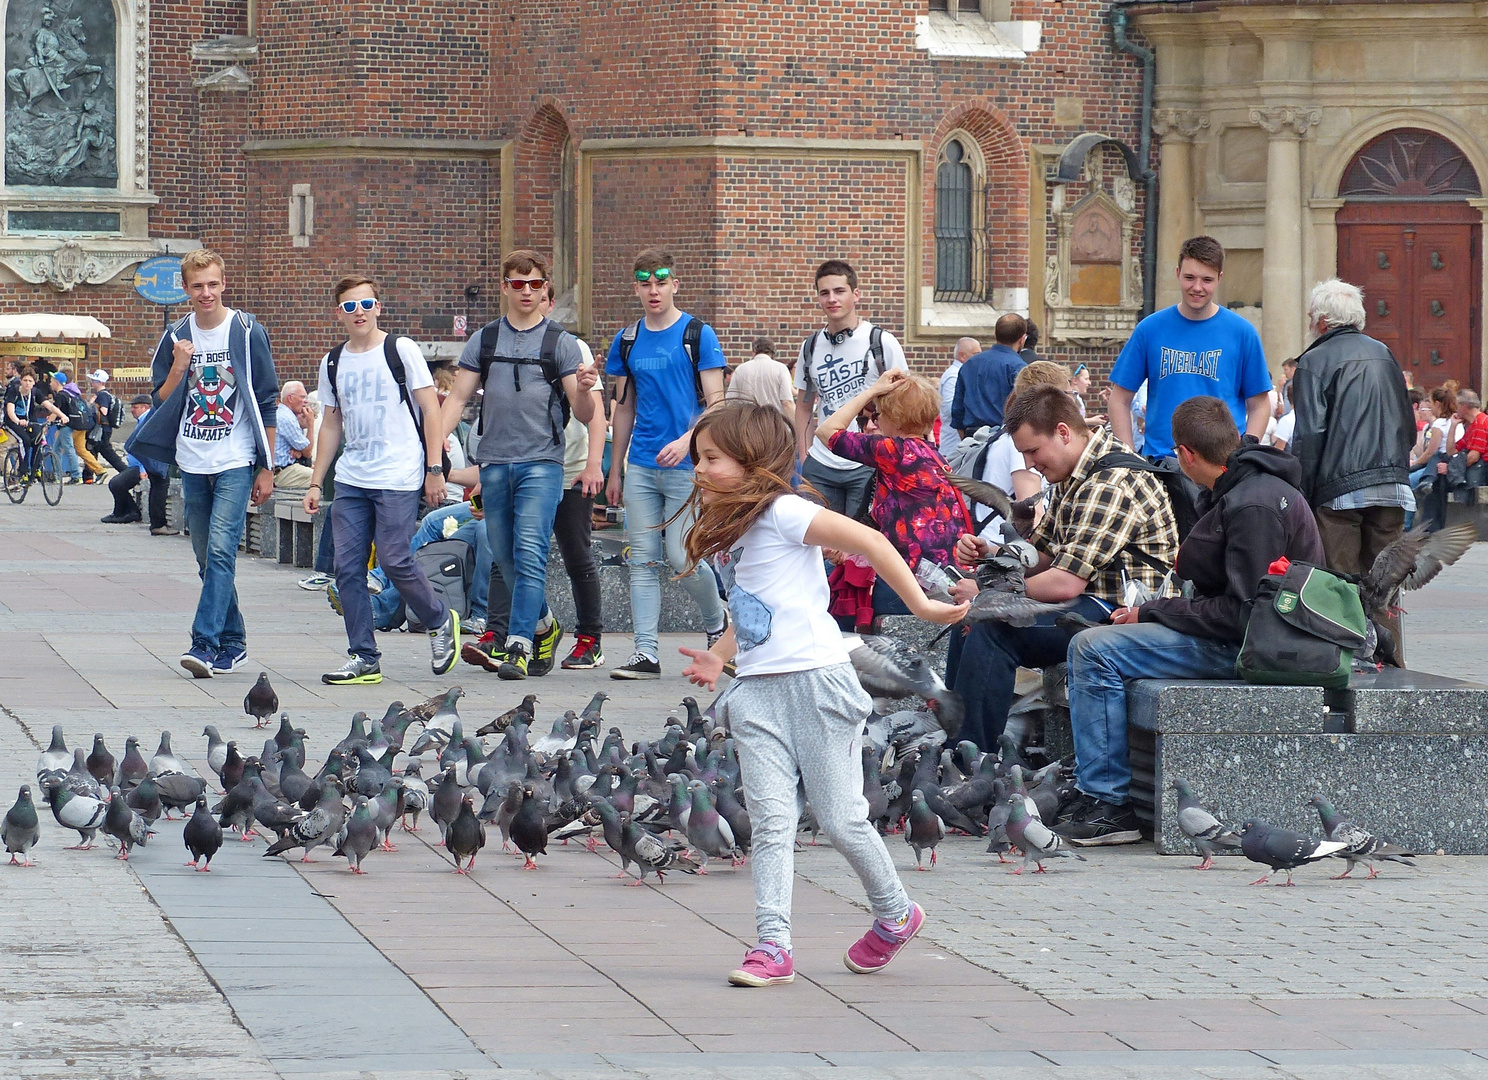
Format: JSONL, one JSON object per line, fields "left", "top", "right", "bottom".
{"left": 951, "top": 594, "right": 1112, "bottom": 753}
{"left": 487, "top": 484, "right": 602, "bottom": 642}
{"left": 50, "top": 425, "right": 80, "bottom": 479}
{"left": 480, "top": 461, "right": 564, "bottom": 651}
{"left": 181, "top": 466, "right": 254, "bottom": 655}
{"left": 800, "top": 456, "right": 875, "bottom": 522}
{"left": 1067, "top": 622, "right": 1240, "bottom": 804}
{"left": 372, "top": 503, "right": 490, "bottom": 627}
{"left": 624, "top": 463, "right": 726, "bottom": 662}
{"left": 332, "top": 483, "right": 447, "bottom": 663}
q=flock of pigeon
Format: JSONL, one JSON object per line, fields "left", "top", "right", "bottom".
{"left": 1, "top": 628, "right": 1420, "bottom": 888}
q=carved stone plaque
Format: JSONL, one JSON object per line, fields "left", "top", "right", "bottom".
{"left": 1070, "top": 202, "right": 1121, "bottom": 264}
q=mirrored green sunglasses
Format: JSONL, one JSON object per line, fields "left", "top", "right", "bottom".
{"left": 634, "top": 267, "right": 673, "bottom": 283}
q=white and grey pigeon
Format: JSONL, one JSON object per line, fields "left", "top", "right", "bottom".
{"left": 406, "top": 688, "right": 465, "bottom": 756}
{"left": 532, "top": 711, "right": 580, "bottom": 757}
{"left": 64, "top": 749, "right": 104, "bottom": 802}
{"left": 1005, "top": 796, "right": 1085, "bottom": 875}
{"left": 149, "top": 732, "right": 188, "bottom": 777}
{"left": 36, "top": 725, "right": 70, "bottom": 802}
{"left": 44, "top": 782, "right": 108, "bottom": 850}
{"left": 1172, "top": 778, "right": 1241, "bottom": 870}
{"left": 1238, "top": 819, "right": 1348, "bottom": 886}
{"left": 1308, "top": 796, "right": 1417, "bottom": 880}
{"left": 202, "top": 725, "right": 230, "bottom": 783}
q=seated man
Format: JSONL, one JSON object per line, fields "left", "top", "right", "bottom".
{"left": 1056, "top": 397, "right": 1325, "bottom": 846}
{"left": 272, "top": 380, "right": 316, "bottom": 490}
{"left": 102, "top": 394, "right": 175, "bottom": 533}
{"left": 950, "top": 384, "right": 1179, "bottom": 754}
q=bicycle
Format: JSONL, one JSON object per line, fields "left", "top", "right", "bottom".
{"left": 3, "top": 421, "right": 64, "bottom": 506}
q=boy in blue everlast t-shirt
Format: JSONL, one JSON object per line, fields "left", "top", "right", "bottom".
{"left": 1108, "top": 236, "right": 1272, "bottom": 460}
{"left": 604, "top": 247, "right": 730, "bottom": 679}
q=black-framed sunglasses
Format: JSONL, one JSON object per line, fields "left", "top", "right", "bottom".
{"left": 634, "top": 267, "right": 673, "bottom": 283}
{"left": 339, "top": 298, "right": 377, "bottom": 313}
{"left": 505, "top": 277, "right": 548, "bottom": 292}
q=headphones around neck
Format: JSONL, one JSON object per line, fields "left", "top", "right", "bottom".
{"left": 823, "top": 326, "right": 855, "bottom": 346}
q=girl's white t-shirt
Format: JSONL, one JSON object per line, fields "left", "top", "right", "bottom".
{"left": 712, "top": 493, "right": 851, "bottom": 677}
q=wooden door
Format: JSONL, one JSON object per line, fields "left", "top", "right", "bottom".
{"left": 1337, "top": 202, "right": 1480, "bottom": 390}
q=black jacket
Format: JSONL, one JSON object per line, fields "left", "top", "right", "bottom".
{"left": 1291, "top": 325, "right": 1414, "bottom": 506}
{"left": 1140, "top": 445, "right": 1325, "bottom": 643}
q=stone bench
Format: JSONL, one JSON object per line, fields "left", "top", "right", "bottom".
{"left": 272, "top": 498, "right": 325, "bottom": 568}
{"left": 1128, "top": 670, "right": 1488, "bottom": 856}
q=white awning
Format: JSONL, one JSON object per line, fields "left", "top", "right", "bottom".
{"left": 0, "top": 314, "right": 112, "bottom": 339}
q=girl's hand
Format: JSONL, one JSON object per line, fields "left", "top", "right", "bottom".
{"left": 678, "top": 646, "right": 725, "bottom": 691}
{"left": 912, "top": 597, "right": 970, "bottom": 625}
{"left": 868, "top": 368, "right": 908, "bottom": 397}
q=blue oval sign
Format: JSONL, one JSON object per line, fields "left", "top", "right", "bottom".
{"left": 134, "top": 256, "right": 188, "bottom": 305}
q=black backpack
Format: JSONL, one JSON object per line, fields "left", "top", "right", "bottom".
{"left": 614, "top": 316, "right": 706, "bottom": 410}
{"left": 1091, "top": 450, "right": 1202, "bottom": 543}
{"left": 799, "top": 325, "right": 886, "bottom": 394}
{"left": 326, "top": 334, "right": 423, "bottom": 437}
{"left": 65, "top": 390, "right": 97, "bottom": 433}
{"left": 476, "top": 319, "right": 571, "bottom": 443}
{"left": 103, "top": 391, "right": 124, "bottom": 430}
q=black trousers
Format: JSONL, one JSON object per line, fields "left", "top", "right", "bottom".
{"left": 109, "top": 466, "right": 168, "bottom": 527}
{"left": 90, "top": 431, "right": 130, "bottom": 473}
{"left": 486, "top": 484, "right": 603, "bottom": 640}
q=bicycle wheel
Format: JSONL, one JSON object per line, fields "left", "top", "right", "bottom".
{"left": 40, "top": 448, "right": 63, "bottom": 505}
{"left": 3, "top": 447, "right": 24, "bottom": 504}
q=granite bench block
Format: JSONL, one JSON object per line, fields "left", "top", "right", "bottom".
{"left": 1347, "top": 669, "right": 1488, "bottom": 735}
{"left": 1128, "top": 680, "right": 1328, "bottom": 734}
{"left": 1151, "top": 732, "right": 1488, "bottom": 855}
{"left": 542, "top": 531, "right": 710, "bottom": 635}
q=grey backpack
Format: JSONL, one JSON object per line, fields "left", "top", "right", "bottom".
{"left": 405, "top": 538, "right": 473, "bottom": 631}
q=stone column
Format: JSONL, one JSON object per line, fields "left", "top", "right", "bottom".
{"left": 1152, "top": 108, "right": 1209, "bottom": 310}
{"left": 1250, "top": 105, "right": 1321, "bottom": 366}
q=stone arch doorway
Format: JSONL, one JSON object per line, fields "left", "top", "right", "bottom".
{"left": 1335, "top": 128, "right": 1482, "bottom": 390}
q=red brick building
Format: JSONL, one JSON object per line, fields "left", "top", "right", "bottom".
{"left": 0, "top": 0, "right": 1151, "bottom": 385}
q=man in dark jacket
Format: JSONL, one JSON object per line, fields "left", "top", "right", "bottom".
{"left": 1291, "top": 278, "right": 1414, "bottom": 575}
{"left": 1054, "top": 396, "right": 1325, "bottom": 846}
{"left": 950, "top": 312, "right": 1027, "bottom": 434}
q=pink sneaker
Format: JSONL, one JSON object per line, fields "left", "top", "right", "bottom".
{"left": 844, "top": 902, "right": 924, "bottom": 974}
{"left": 727, "top": 942, "right": 794, "bottom": 987}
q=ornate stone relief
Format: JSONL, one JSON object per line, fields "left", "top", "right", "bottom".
{"left": 1043, "top": 153, "right": 1142, "bottom": 346}
{"left": 1248, "top": 105, "right": 1322, "bottom": 138}
{"left": 1152, "top": 108, "right": 1210, "bottom": 142}
{"left": 0, "top": 237, "right": 162, "bottom": 291}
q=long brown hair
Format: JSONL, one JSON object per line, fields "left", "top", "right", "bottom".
{"left": 670, "top": 402, "right": 813, "bottom": 573}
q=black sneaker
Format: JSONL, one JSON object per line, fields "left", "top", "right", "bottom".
{"left": 1052, "top": 799, "right": 1142, "bottom": 846}
{"left": 498, "top": 642, "right": 530, "bottom": 681}
{"left": 610, "top": 652, "right": 661, "bottom": 680}
{"left": 705, "top": 611, "right": 731, "bottom": 650}
{"left": 1055, "top": 790, "right": 1098, "bottom": 824}
{"left": 530, "top": 617, "right": 564, "bottom": 678}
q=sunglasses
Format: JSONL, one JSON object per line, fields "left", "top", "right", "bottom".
{"left": 505, "top": 278, "right": 548, "bottom": 292}
{"left": 339, "top": 298, "right": 377, "bottom": 313}
{"left": 634, "top": 267, "right": 673, "bottom": 283}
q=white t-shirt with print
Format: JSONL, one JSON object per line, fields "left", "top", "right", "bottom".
{"left": 317, "top": 335, "right": 434, "bottom": 492}
{"left": 175, "top": 309, "right": 258, "bottom": 475}
{"left": 795, "top": 321, "right": 907, "bottom": 472}
{"left": 712, "top": 493, "right": 852, "bottom": 678}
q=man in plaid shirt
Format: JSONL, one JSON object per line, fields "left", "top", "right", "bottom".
{"left": 950, "top": 385, "right": 1178, "bottom": 755}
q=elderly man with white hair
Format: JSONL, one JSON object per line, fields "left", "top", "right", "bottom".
{"left": 1291, "top": 277, "right": 1415, "bottom": 647}
{"left": 939, "top": 336, "right": 981, "bottom": 458}
{"left": 272, "top": 379, "right": 316, "bottom": 489}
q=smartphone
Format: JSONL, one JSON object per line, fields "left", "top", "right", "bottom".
{"left": 470, "top": 492, "right": 482, "bottom": 512}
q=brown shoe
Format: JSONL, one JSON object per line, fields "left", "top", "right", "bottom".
{"left": 151, "top": 526, "right": 180, "bottom": 536}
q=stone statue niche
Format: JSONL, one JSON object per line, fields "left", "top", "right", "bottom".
{"left": 5, "top": 0, "right": 116, "bottom": 188}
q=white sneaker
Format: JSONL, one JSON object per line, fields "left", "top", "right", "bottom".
{"left": 298, "top": 574, "right": 333, "bottom": 591}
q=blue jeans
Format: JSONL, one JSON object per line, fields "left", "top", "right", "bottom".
{"left": 951, "top": 594, "right": 1112, "bottom": 753}
{"left": 623, "top": 463, "right": 726, "bottom": 661}
{"left": 51, "top": 425, "right": 80, "bottom": 479}
{"left": 332, "top": 483, "right": 447, "bottom": 662}
{"left": 1067, "top": 622, "right": 1240, "bottom": 804}
{"left": 181, "top": 466, "right": 254, "bottom": 654}
{"left": 372, "top": 503, "right": 491, "bottom": 624}
{"left": 480, "top": 461, "right": 564, "bottom": 650}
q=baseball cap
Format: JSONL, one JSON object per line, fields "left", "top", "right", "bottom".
{"left": 130, "top": 393, "right": 151, "bottom": 406}
{"left": 49, "top": 369, "right": 67, "bottom": 383}
{"left": 88, "top": 369, "right": 108, "bottom": 383}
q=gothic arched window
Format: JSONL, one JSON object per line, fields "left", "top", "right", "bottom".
{"left": 935, "top": 135, "right": 987, "bottom": 302}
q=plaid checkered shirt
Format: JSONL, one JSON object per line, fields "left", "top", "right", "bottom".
{"left": 1029, "top": 428, "right": 1180, "bottom": 606}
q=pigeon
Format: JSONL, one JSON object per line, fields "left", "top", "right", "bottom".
{"left": 1308, "top": 796, "right": 1417, "bottom": 879}
{"left": 333, "top": 712, "right": 372, "bottom": 756}
{"left": 116, "top": 736, "right": 150, "bottom": 794}
{"left": 1172, "top": 779, "right": 1242, "bottom": 870}
{"left": 263, "top": 782, "right": 346, "bottom": 863}
{"left": 45, "top": 782, "right": 107, "bottom": 849}
{"left": 369, "top": 780, "right": 404, "bottom": 851}
{"left": 510, "top": 785, "right": 549, "bottom": 870}
{"left": 126, "top": 776, "right": 163, "bottom": 826}
{"left": 906, "top": 790, "right": 946, "bottom": 870}
{"left": 1360, "top": 521, "right": 1476, "bottom": 623}
{"left": 532, "top": 711, "right": 580, "bottom": 756}
{"left": 475, "top": 693, "right": 538, "bottom": 737}
{"left": 686, "top": 779, "right": 738, "bottom": 871}
{"left": 277, "top": 752, "right": 314, "bottom": 807}
{"left": 966, "top": 589, "right": 1075, "bottom": 627}
{"left": 480, "top": 780, "right": 524, "bottom": 853}
{"left": 1238, "top": 818, "right": 1348, "bottom": 886}
{"left": 219, "top": 742, "right": 246, "bottom": 792}
{"left": 349, "top": 747, "right": 394, "bottom": 798}
{"left": 217, "top": 771, "right": 259, "bottom": 840}
{"left": 244, "top": 672, "right": 279, "bottom": 729}
{"left": 150, "top": 732, "right": 187, "bottom": 777}
{"left": 183, "top": 794, "right": 224, "bottom": 871}
{"left": 430, "top": 764, "right": 463, "bottom": 845}
{"left": 406, "top": 687, "right": 465, "bottom": 755}
{"left": 399, "top": 759, "right": 430, "bottom": 832}
{"left": 64, "top": 749, "right": 103, "bottom": 801}
{"left": 581, "top": 691, "right": 611, "bottom": 723}
{"left": 86, "top": 734, "right": 116, "bottom": 787}
{"left": 334, "top": 796, "right": 379, "bottom": 874}
{"left": 711, "top": 779, "right": 752, "bottom": 858}
{"left": 153, "top": 772, "right": 207, "bottom": 817}
{"left": 4, "top": 786, "right": 40, "bottom": 866}
{"left": 446, "top": 795, "right": 486, "bottom": 874}
{"left": 202, "top": 726, "right": 230, "bottom": 783}
{"left": 863, "top": 746, "right": 892, "bottom": 827}
{"left": 625, "top": 814, "right": 700, "bottom": 884}
{"left": 849, "top": 635, "right": 964, "bottom": 739}
{"left": 249, "top": 777, "right": 305, "bottom": 840}
{"left": 1005, "top": 797, "right": 1086, "bottom": 874}
{"left": 945, "top": 474, "right": 1014, "bottom": 523}
{"left": 274, "top": 715, "right": 306, "bottom": 770}
{"left": 36, "top": 725, "right": 70, "bottom": 800}
{"left": 102, "top": 786, "right": 149, "bottom": 860}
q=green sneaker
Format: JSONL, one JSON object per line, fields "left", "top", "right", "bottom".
{"left": 530, "top": 617, "right": 564, "bottom": 677}
{"left": 498, "top": 642, "right": 530, "bottom": 681}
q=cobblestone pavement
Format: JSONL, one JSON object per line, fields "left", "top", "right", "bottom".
{"left": 4, "top": 487, "right": 1488, "bottom": 1080}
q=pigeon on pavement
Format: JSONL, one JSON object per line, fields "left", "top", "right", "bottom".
{"left": 1308, "top": 796, "right": 1416, "bottom": 879}
{"left": 1173, "top": 778, "right": 1241, "bottom": 870}
{"left": 102, "top": 786, "right": 149, "bottom": 860}
{"left": 686, "top": 779, "right": 738, "bottom": 872}
{"left": 65, "top": 749, "right": 103, "bottom": 801}
{"left": 4, "top": 785, "right": 40, "bottom": 866}
{"left": 906, "top": 790, "right": 945, "bottom": 870}
{"left": 202, "top": 726, "right": 229, "bottom": 783}
{"left": 149, "top": 732, "right": 187, "bottom": 778}
{"left": 116, "top": 736, "right": 150, "bottom": 794}
{"left": 510, "top": 785, "right": 549, "bottom": 870}
{"left": 244, "top": 672, "right": 279, "bottom": 729}
{"left": 430, "top": 764, "right": 463, "bottom": 845}
{"left": 126, "top": 776, "right": 163, "bottom": 826}
{"left": 219, "top": 742, "right": 246, "bottom": 793}
{"left": 1005, "top": 797, "right": 1086, "bottom": 874}
{"left": 36, "top": 725, "right": 71, "bottom": 802}
{"left": 334, "top": 796, "right": 378, "bottom": 874}
{"left": 446, "top": 794, "right": 486, "bottom": 874}
{"left": 369, "top": 780, "right": 404, "bottom": 851}
{"left": 44, "top": 782, "right": 107, "bottom": 849}
{"left": 183, "top": 794, "right": 224, "bottom": 871}
{"left": 153, "top": 772, "right": 207, "bottom": 818}
{"left": 1238, "top": 818, "right": 1348, "bottom": 886}
{"left": 263, "top": 782, "right": 346, "bottom": 863}
{"left": 475, "top": 693, "right": 538, "bottom": 738}
{"left": 86, "top": 734, "right": 116, "bottom": 787}
{"left": 406, "top": 687, "right": 465, "bottom": 755}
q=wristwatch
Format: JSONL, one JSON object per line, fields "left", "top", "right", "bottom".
{"left": 426, "top": 464, "right": 444, "bottom": 476}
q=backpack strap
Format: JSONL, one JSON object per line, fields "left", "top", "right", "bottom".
{"left": 613, "top": 321, "right": 641, "bottom": 406}
{"left": 538, "top": 319, "right": 570, "bottom": 444}
{"left": 866, "top": 325, "right": 885, "bottom": 379}
{"left": 475, "top": 322, "right": 501, "bottom": 434}
{"left": 682, "top": 317, "right": 706, "bottom": 408}
{"left": 381, "top": 334, "right": 423, "bottom": 436}
{"left": 965, "top": 435, "right": 1002, "bottom": 534}
{"left": 1088, "top": 451, "right": 1176, "bottom": 574}
{"left": 475, "top": 319, "right": 569, "bottom": 445}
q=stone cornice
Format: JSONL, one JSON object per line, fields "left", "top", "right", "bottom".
{"left": 577, "top": 136, "right": 923, "bottom": 158}
{"left": 240, "top": 137, "right": 509, "bottom": 160}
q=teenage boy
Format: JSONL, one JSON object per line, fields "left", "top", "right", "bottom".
{"left": 51, "top": 367, "right": 107, "bottom": 483}
{"left": 127, "top": 249, "right": 279, "bottom": 679}
{"left": 794, "top": 259, "right": 908, "bottom": 520}
{"left": 4, "top": 365, "right": 63, "bottom": 477}
{"left": 604, "top": 247, "right": 730, "bottom": 679}
{"left": 87, "top": 369, "right": 131, "bottom": 475}
{"left": 302, "top": 275, "right": 461, "bottom": 684}
{"left": 1108, "top": 236, "right": 1272, "bottom": 460}
{"left": 441, "top": 250, "right": 598, "bottom": 680}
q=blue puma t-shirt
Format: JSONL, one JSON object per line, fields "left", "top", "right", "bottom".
{"left": 1111, "top": 305, "right": 1272, "bottom": 459}
{"left": 605, "top": 313, "right": 725, "bottom": 470}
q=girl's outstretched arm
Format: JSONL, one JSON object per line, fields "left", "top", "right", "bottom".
{"left": 680, "top": 625, "right": 736, "bottom": 692}
{"left": 803, "top": 509, "right": 969, "bottom": 625}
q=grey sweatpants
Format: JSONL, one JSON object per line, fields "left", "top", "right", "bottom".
{"left": 719, "top": 662, "right": 911, "bottom": 951}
